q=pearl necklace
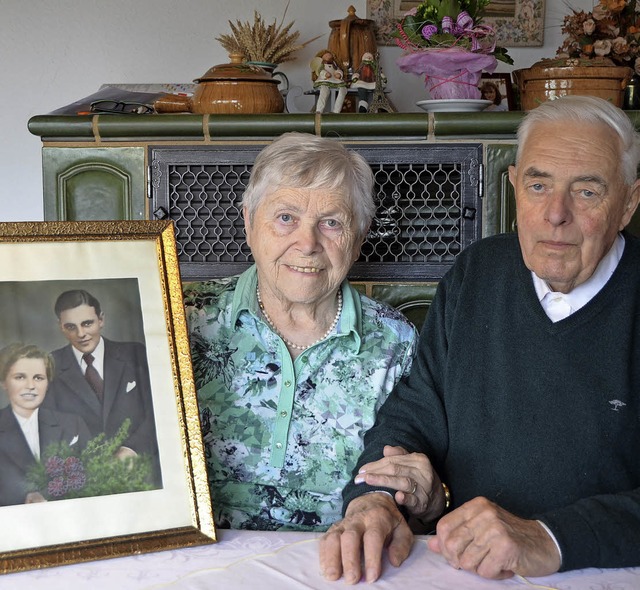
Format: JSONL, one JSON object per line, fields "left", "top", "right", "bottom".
{"left": 256, "top": 287, "right": 343, "bottom": 351}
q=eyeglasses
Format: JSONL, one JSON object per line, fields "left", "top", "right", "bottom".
{"left": 89, "top": 100, "right": 155, "bottom": 114}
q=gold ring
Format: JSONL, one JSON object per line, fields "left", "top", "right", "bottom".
{"left": 410, "top": 480, "right": 418, "bottom": 494}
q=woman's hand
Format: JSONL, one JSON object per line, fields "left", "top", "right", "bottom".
{"left": 25, "top": 491, "right": 47, "bottom": 503}
{"left": 354, "top": 445, "right": 446, "bottom": 522}
{"left": 320, "top": 492, "right": 413, "bottom": 584}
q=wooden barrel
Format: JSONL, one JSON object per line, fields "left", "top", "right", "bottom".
{"left": 513, "top": 58, "right": 633, "bottom": 110}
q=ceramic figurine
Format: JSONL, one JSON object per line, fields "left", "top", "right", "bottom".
{"left": 310, "top": 50, "right": 348, "bottom": 113}
{"left": 351, "top": 52, "right": 386, "bottom": 113}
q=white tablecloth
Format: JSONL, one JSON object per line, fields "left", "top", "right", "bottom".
{"left": 1, "top": 530, "right": 639, "bottom": 589}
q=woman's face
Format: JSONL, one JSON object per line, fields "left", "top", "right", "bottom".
{"left": 3, "top": 357, "right": 49, "bottom": 418}
{"left": 483, "top": 86, "right": 496, "bottom": 101}
{"left": 245, "top": 186, "right": 363, "bottom": 307}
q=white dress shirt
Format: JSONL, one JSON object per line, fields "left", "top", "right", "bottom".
{"left": 533, "top": 234, "right": 625, "bottom": 322}
{"left": 14, "top": 408, "right": 40, "bottom": 459}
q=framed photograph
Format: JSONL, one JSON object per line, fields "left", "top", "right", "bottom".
{"left": 479, "top": 72, "right": 515, "bottom": 111}
{"left": 367, "top": 0, "right": 545, "bottom": 47}
{"left": 0, "top": 220, "right": 215, "bottom": 574}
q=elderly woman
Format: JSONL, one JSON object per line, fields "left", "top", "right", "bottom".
{"left": 184, "top": 132, "right": 418, "bottom": 531}
{"left": 0, "top": 343, "right": 90, "bottom": 506}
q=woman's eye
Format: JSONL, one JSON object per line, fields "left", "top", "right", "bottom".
{"left": 320, "top": 219, "right": 343, "bottom": 232}
{"left": 278, "top": 214, "right": 293, "bottom": 223}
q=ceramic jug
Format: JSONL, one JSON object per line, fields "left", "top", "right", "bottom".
{"left": 327, "top": 5, "right": 378, "bottom": 73}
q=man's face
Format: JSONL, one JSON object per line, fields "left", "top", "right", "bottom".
{"left": 58, "top": 304, "right": 104, "bottom": 354}
{"left": 509, "top": 119, "right": 640, "bottom": 293}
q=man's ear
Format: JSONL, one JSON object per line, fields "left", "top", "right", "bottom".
{"left": 621, "top": 179, "right": 640, "bottom": 230}
{"left": 508, "top": 165, "right": 517, "bottom": 189}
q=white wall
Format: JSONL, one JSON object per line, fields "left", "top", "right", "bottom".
{"left": 1, "top": 0, "right": 591, "bottom": 222}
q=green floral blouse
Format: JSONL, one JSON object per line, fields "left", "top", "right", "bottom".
{"left": 184, "top": 266, "right": 417, "bottom": 531}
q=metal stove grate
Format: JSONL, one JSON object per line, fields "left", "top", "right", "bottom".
{"left": 150, "top": 144, "right": 482, "bottom": 281}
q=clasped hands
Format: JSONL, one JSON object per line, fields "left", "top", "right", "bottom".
{"left": 319, "top": 445, "right": 561, "bottom": 584}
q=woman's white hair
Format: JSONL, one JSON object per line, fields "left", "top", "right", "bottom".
{"left": 517, "top": 95, "right": 640, "bottom": 185}
{"left": 242, "top": 132, "right": 376, "bottom": 237}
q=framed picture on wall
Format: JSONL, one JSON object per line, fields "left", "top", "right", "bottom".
{"left": 0, "top": 220, "right": 215, "bottom": 574}
{"left": 479, "top": 72, "right": 515, "bottom": 111}
{"left": 367, "top": 0, "right": 545, "bottom": 47}
{"left": 483, "top": 0, "right": 545, "bottom": 47}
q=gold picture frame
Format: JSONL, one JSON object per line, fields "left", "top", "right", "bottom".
{"left": 0, "top": 220, "right": 215, "bottom": 574}
{"left": 367, "top": 0, "right": 545, "bottom": 47}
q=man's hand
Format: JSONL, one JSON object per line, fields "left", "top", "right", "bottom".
{"left": 354, "top": 445, "right": 445, "bottom": 522}
{"left": 427, "top": 497, "right": 562, "bottom": 579}
{"left": 114, "top": 446, "right": 137, "bottom": 461}
{"left": 319, "top": 492, "right": 413, "bottom": 584}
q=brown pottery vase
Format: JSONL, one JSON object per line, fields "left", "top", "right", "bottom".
{"left": 154, "top": 54, "right": 285, "bottom": 115}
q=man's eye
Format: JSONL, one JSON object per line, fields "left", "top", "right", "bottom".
{"left": 81, "top": 321, "right": 94, "bottom": 328}
{"left": 279, "top": 214, "right": 293, "bottom": 223}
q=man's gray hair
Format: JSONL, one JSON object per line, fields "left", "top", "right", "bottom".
{"left": 517, "top": 95, "right": 640, "bottom": 185}
{"left": 241, "top": 132, "right": 376, "bottom": 237}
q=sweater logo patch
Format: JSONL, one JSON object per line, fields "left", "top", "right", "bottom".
{"left": 609, "top": 399, "right": 626, "bottom": 412}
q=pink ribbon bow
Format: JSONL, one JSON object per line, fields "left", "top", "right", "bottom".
{"left": 441, "top": 11, "right": 496, "bottom": 53}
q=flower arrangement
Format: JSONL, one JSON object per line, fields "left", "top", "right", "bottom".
{"left": 393, "top": 0, "right": 513, "bottom": 100}
{"left": 215, "top": 3, "right": 320, "bottom": 66}
{"left": 27, "top": 419, "right": 155, "bottom": 501}
{"left": 557, "top": 0, "right": 640, "bottom": 71}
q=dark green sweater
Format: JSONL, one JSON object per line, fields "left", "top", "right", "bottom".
{"left": 344, "top": 232, "right": 640, "bottom": 571}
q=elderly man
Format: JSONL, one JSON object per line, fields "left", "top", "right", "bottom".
{"left": 319, "top": 95, "right": 640, "bottom": 583}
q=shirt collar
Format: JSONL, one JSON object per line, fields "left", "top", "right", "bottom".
{"left": 71, "top": 336, "right": 105, "bottom": 368}
{"left": 13, "top": 407, "right": 39, "bottom": 427}
{"left": 232, "top": 265, "right": 362, "bottom": 351}
{"left": 532, "top": 233, "right": 625, "bottom": 312}
{"left": 231, "top": 266, "right": 260, "bottom": 325}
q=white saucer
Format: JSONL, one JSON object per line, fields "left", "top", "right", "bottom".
{"left": 416, "top": 99, "right": 493, "bottom": 112}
